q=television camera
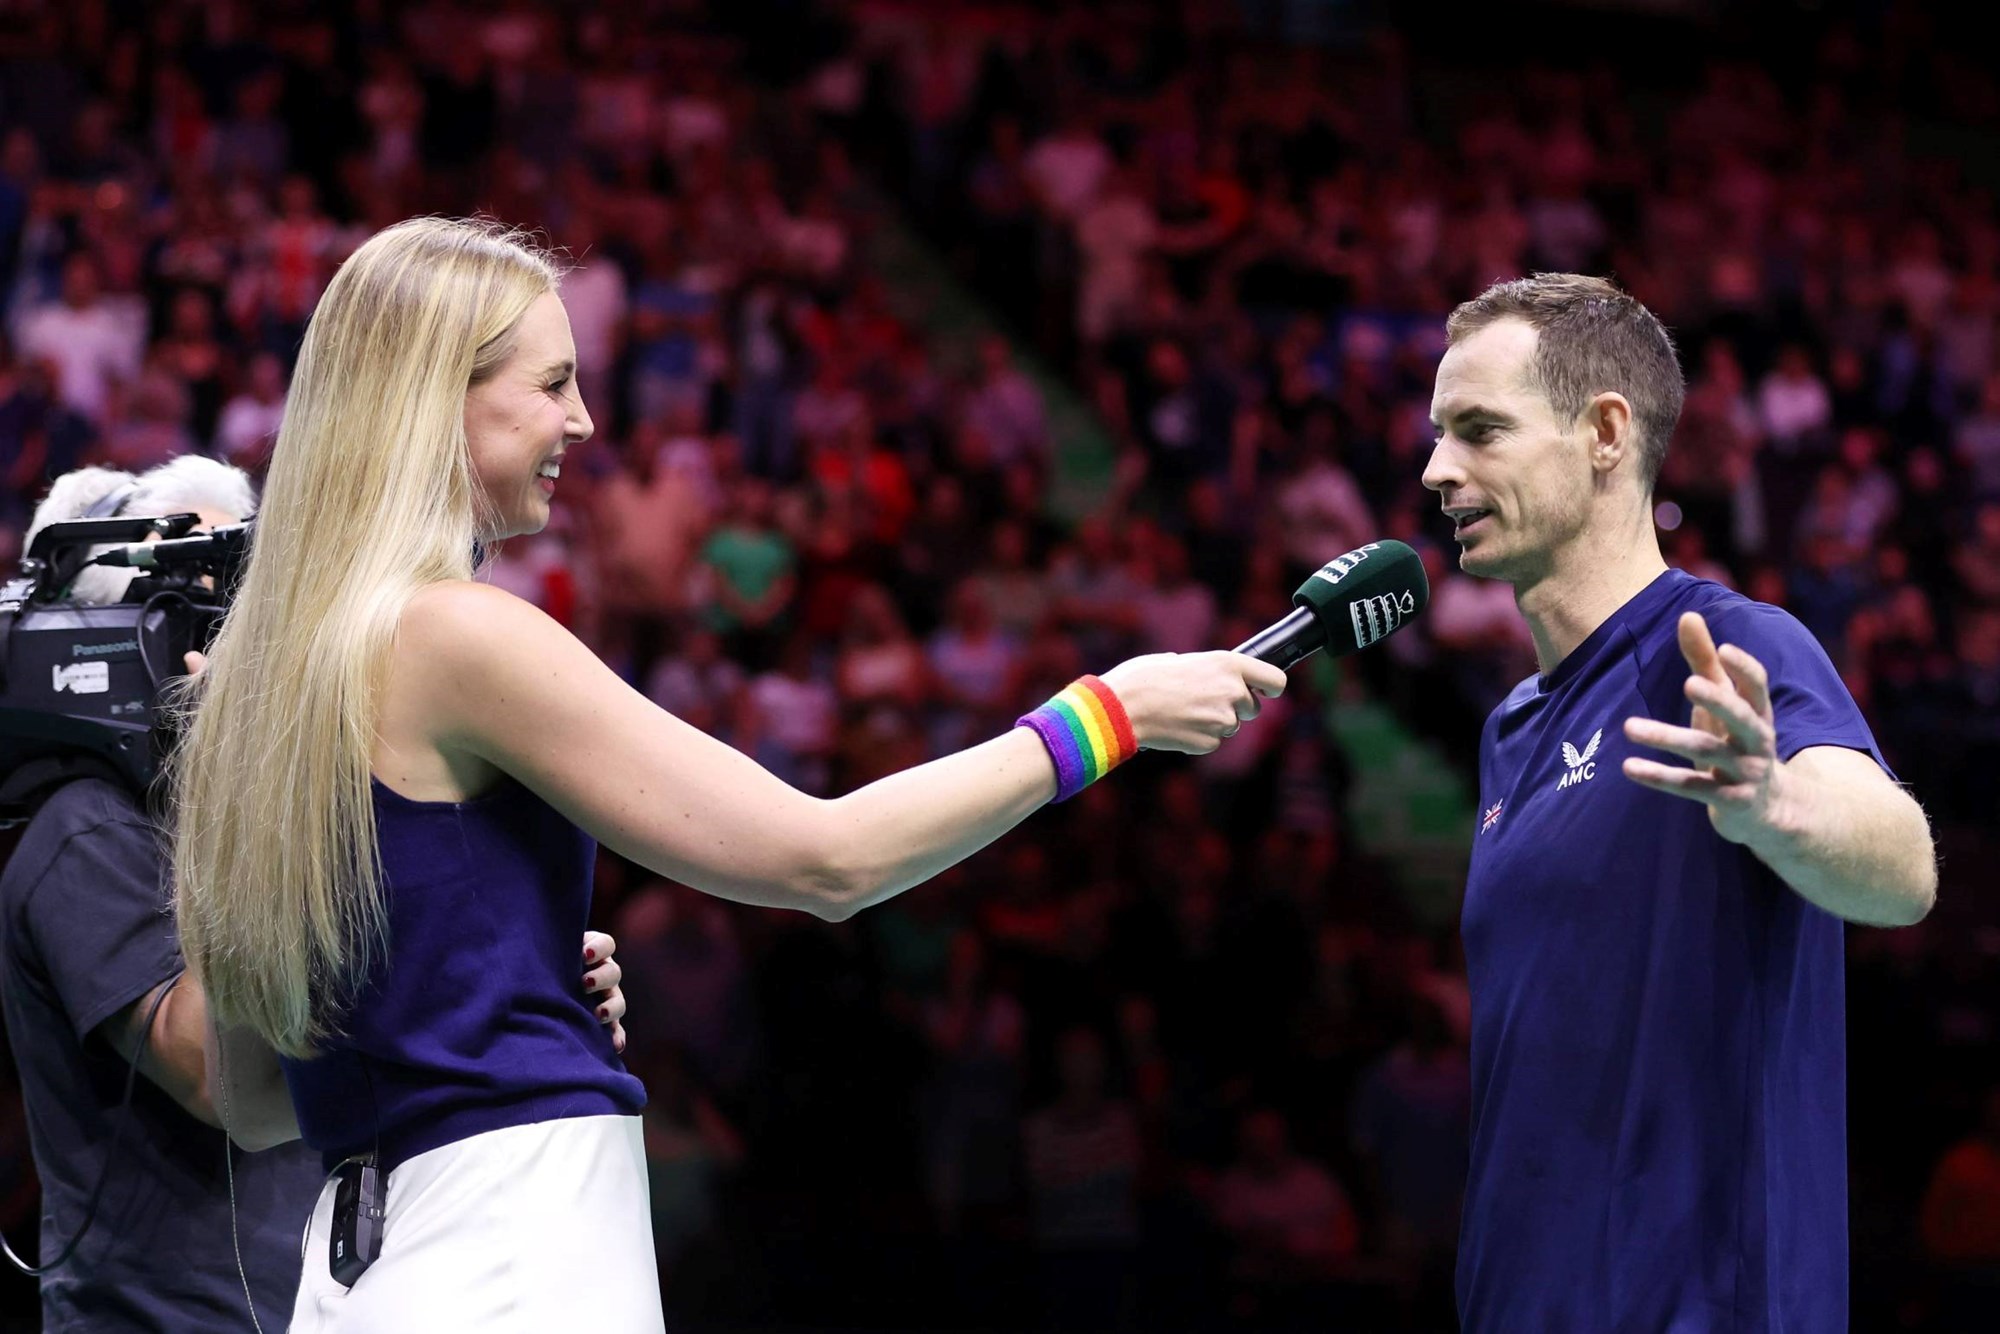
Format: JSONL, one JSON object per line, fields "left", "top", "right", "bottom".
{"left": 0, "top": 512, "right": 250, "bottom": 825}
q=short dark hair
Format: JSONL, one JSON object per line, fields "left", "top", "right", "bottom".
{"left": 1446, "top": 273, "right": 1685, "bottom": 489}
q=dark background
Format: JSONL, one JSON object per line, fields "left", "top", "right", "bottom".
{"left": 1, "top": 0, "right": 1996, "bottom": 1329}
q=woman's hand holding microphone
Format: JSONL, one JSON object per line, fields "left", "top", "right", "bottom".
{"left": 1099, "top": 651, "right": 1289, "bottom": 753}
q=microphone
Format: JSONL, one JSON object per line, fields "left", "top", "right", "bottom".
{"left": 89, "top": 524, "right": 252, "bottom": 570}
{"left": 1235, "top": 540, "right": 1430, "bottom": 670}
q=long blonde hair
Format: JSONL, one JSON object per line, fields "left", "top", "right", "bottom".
{"left": 169, "top": 217, "right": 560, "bottom": 1056}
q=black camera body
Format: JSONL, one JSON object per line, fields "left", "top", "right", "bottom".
{"left": 0, "top": 514, "right": 250, "bottom": 824}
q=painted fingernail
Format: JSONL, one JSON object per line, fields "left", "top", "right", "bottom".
{"left": 598, "top": 1004, "right": 609, "bottom": 1018}
{"left": 583, "top": 948, "right": 595, "bottom": 962}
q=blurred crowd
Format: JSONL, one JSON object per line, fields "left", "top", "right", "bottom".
{"left": 1, "top": 1, "right": 1996, "bottom": 1330}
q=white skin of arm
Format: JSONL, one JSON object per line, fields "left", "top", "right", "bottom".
{"left": 97, "top": 970, "right": 298, "bottom": 1151}
{"left": 1623, "top": 611, "right": 1936, "bottom": 927}
{"left": 394, "top": 581, "right": 1285, "bottom": 921}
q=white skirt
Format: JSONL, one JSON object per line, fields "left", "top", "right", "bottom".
{"left": 290, "top": 1115, "right": 664, "bottom": 1333}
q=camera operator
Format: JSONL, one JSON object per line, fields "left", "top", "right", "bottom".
{"left": 1, "top": 458, "right": 631, "bottom": 1330}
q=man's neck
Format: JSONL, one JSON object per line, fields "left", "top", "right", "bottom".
{"left": 1515, "top": 508, "right": 1668, "bottom": 677}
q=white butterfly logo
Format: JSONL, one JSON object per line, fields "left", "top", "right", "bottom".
{"left": 1561, "top": 728, "right": 1603, "bottom": 772}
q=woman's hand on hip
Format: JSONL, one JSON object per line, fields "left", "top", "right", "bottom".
{"left": 581, "top": 931, "right": 626, "bottom": 1055}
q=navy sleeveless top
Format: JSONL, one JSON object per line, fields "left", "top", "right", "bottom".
{"left": 281, "top": 774, "right": 646, "bottom": 1173}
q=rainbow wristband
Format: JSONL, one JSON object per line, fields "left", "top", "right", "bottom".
{"left": 1016, "top": 674, "right": 1140, "bottom": 802}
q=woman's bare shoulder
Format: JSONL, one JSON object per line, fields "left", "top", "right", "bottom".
{"left": 377, "top": 581, "right": 563, "bottom": 799}
{"left": 398, "top": 578, "right": 580, "bottom": 662}
{"left": 400, "top": 578, "right": 538, "bottom": 639}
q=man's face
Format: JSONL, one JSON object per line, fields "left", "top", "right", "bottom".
{"left": 61, "top": 256, "right": 99, "bottom": 308}
{"left": 1423, "top": 318, "right": 1595, "bottom": 585}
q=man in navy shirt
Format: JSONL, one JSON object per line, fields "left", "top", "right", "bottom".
{"left": 1422, "top": 274, "right": 1936, "bottom": 1332}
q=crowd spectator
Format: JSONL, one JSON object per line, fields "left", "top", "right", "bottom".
{"left": 1212, "top": 1107, "right": 1361, "bottom": 1325}
{"left": 1023, "top": 1026, "right": 1143, "bottom": 1330}
{"left": 13, "top": 253, "right": 141, "bottom": 421}
{"left": 0, "top": 3, "right": 1993, "bottom": 1331}
{"left": 1918, "top": 1085, "right": 2000, "bottom": 1328}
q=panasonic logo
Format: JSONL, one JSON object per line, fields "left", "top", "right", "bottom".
{"left": 72, "top": 640, "right": 139, "bottom": 657}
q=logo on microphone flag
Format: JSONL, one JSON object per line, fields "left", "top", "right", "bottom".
{"left": 1348, "top": 590, "right": 1418, "bottom": 649}
{"left": 1308, "top": 543, "right": 1381, "bottom": 588}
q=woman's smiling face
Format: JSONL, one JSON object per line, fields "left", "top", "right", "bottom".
{"left": 464, "top": 290, "right": 593, "bottom": 540}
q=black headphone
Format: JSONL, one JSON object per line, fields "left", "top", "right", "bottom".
{"left": 82, "top": 479, "right": 143, "bottom": 520}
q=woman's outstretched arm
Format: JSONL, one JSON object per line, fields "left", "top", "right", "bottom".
{"left": 396, "top": 581, "right": 1282, "bottom": 919}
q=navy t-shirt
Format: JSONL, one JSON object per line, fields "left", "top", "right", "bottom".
{"left": 0, "top": 778, "right": 322, "bottom": 1332}
{"left": 282, "top": 775, "right": 644, "bottom": 1174}
{"left": 1457, "top": 569, "right": 1879, "bottom": 1333}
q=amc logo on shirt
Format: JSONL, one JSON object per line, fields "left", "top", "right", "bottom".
{"left": 1555, "top": 728, "right": 1603, "bottom": 790}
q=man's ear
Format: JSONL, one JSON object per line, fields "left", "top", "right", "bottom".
{"left": 1584, "top": 392, "right": 1636, "bottom": 477}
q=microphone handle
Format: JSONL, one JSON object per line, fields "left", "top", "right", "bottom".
{"left": 1234, "top": 606, "right": 1323, "bottom": 670}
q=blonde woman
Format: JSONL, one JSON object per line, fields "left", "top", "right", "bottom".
{"left": 170, "top": 217, "right": 1284, "bottom": 1332}
{"left": 1, "top": 457, "right": 629, "bottom": 1331}
{"left": 0, "top": 458, "right": 317, "bottom": 1330}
